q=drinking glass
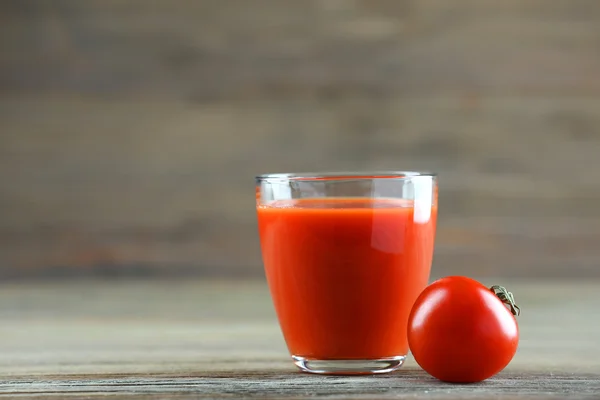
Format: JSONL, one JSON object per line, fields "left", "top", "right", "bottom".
{"left": 256, "top": 172, "right": 438, "bottom": 375}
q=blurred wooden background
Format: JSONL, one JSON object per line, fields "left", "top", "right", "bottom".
{"left": 1, "top": 0, "right": 599, "bottom": 280}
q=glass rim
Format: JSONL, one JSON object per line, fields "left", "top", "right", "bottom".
{"left": 256, "top": 171, "right": 437, "bottom": 182}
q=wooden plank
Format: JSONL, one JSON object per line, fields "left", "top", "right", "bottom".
{"left": 0, "top": 372, "right": 598, "bottom": 399}
{"left": 0, "top": 97, "right": 599, "bottom": 278}
{"left": 1, "top": 0, "right": 600, "bottom": 97}
{"left": 0, "top": 280, "right": 597, "bottom": 398}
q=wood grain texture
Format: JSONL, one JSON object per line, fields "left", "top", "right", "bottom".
{"left": 0, "top": 280, "right": 597, "bottom": 398}
{"left": 1, "top": 0, "right": 600, "bottom": 278}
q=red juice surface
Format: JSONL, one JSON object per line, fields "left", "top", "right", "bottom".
{"left": 257, "top": 198, "right": 437, "bottom": 360}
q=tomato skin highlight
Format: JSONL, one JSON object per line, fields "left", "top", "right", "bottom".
{"left": 407, "top": 276, "right": 519, "bottom": 383}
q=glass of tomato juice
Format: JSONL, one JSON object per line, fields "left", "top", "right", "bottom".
{"left": 256, "top": 172, "right": 438, "bottom": 375}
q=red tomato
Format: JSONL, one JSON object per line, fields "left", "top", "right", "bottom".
{"left": 407, "top": 276, "right": 520, "bottom": 383}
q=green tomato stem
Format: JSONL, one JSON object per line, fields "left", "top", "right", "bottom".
{"left": 490, "top": 285, "right": 521, "bottom": 316}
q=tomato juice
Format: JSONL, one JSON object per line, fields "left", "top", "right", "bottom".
{"left": 257, "top": 198, "right": 437, "bottom": 360}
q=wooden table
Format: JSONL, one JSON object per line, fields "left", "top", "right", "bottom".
{"left": 0, "top": 280, "right": 598, "bottom": 399}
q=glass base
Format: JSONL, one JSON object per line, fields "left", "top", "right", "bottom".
{"left": 292, "top": 355, "right": 406, "bottom": 375}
